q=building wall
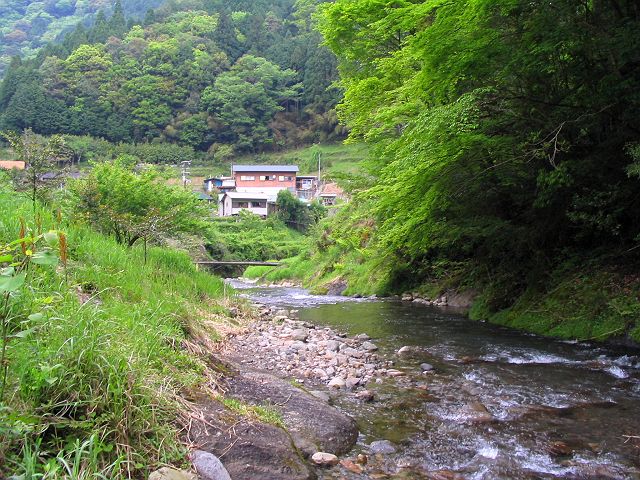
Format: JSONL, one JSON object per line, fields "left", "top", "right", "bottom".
{"left": 218, "top": 195, "right": 269, "bottom": 217}
{"left": 236, "top": 186, "right": 291, "bottom": 195}
{"left": 234, "top": 171, "right": 296, "bottom": 191}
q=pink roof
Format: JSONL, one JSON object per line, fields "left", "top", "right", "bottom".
{"left": 0, "top": 160, "right": 25, "bottom": 170}
{"left": 320, "top": 182, "right": 343, "bottom": 196}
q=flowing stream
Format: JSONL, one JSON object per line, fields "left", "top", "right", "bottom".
{"left": 229, "top": 280, "right": 640, "bottom": 479}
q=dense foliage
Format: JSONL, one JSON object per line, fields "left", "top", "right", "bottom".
{"left": 206, "top": 210, "right": 306, "bottom": 262}
{"left": 0, "top": 0, "right": 163, "bottom": 77}
{"left": 68, "top": 159, "right": 207, "bottom": 256}
{"left": 308, "top": 0, "right": 640, "bottom": 317}
{"left": 0, "top": 0, "right": 342, "bottom": 154}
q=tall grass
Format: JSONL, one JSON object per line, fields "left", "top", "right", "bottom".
{"left": 0, "top": 182, "right": 229, "bottom": 478}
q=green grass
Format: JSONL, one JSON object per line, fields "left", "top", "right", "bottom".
{"left": 221, "top": 397, "right": 284, "bottom": 428}
{"left": 206, "top": 213, "right": 307, "bottom": 262}
{"left": 471, "top": 268, "right": 640, "bottom": 342}
{"left": 0, "top": 182, "right": 236, "bottom": 479}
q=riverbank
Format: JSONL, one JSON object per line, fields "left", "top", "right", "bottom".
{"left": 244, "top": 256, "right": 640, "bottom": 347}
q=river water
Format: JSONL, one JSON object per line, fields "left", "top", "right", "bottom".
{"left": 230, "top": 280, "right": 640, "bottom": 479}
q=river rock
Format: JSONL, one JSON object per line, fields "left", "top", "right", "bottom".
{"left": 397, "top": 346, "right": 415, "bottom": 355}
{"left": 323, "top": 340, "right": 341, "bottom": 352}
{"left": 464, "top": 401, "right": 493, "bottom": 423}
{"left": 345, "top": 376, "right": 360, "bottom": 389}
{"left": 224, "top": 369, "right": 359, "bottom": 456}
{"left": 191, "top": 450, "right": 232, "bottom": 480}
{"left": 148, "top": 467, "right": 197, "bottom": 480}
{"left": 413, "top": 298, "right": 431, "bottom": 305}
{"left": 387, "top": 369, "right": 406, "bottom": 377}
{"left": 341, "top": 347, "right": 363, "bottom": 358}
{"left": 401, "top": 293, "right": 413, "bottom": 301}
{"left": 290, "top": 328, "right": 309, "bottom": 342}
{"left": 340, "top": 459, "right": 364, "bottom": 474}
{"left": 368, "top": 440, "right": 397, "bottom": 454}
{"left": 362, "top": 341, "right": 379, "bottom": 351}
{"left": 355, "top": 390, "right": 375, "bottom": 402}
{"left": 311, "top": 452, "right": 339, "bottom": 466}
{"left": 420, "top": 363, "right": 434, "bottom": 372}
{"left": 355, "top": 333, "right": 371, "bottom": 341}
{"left": 328, "top": 377, "right": 346, "bottom": 389}
{"left": 547, "top": 441, "right": 573, "bottom": 456}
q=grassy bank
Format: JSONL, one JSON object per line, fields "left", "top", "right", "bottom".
{"left": 470, "top": 266, "right": 640, "bottom": 343}
{"left": 0, "top": 185, "right": 238, "bottom": 478}
{"left": 206, "top": 213, "right": 306, "bottom": 263}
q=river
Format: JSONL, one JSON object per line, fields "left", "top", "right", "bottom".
{"left": 229, "top": 280, "right": 640, "bottom": 479}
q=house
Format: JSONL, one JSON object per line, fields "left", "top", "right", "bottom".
{"left": 232, "top": 165, "right": 298, "bottom": 195}
{"left": 296, "top": 175, "right": 318, "bottom": 200}
{"left": 319, "top": 182, "right": 345, "bottom": 206}
{"left": 0, "top": 160, "right": 25, "bottom": 170}
{"left": 203, "top": 176, "right": 235, "bottom": 193}
{"left": 195, "top": 191, "right": 213, "bottom": 203}
{"left": 218, "top": 191, "right": 277, "bottom": 217}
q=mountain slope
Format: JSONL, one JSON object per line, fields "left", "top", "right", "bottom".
{"left": 0, "top": 0, "right": 163, "bottom": 77}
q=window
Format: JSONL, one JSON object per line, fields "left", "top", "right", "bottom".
{"left": 250, "top": 201, "right": 266, "bottom": 208}
{"left": 239, "top": 175, "right": 255, "bottom": 181}
{"left": 279, "top": 175, "right": 293, "bottom": 181}
{"left": 260, "top": 175, "right": 277, "bottom": 181}
{"left": 232, "top": 201, "right": 249, "bottom": 208}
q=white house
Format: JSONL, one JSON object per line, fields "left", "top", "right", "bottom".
{"left": 217, "top": 192, "right": 277, "bottom": 217}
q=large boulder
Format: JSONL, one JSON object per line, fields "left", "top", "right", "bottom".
{"left": 187, "top": 400, "right": 315, "bottom": 480}
{"left": 228, "top": 370, "right": 359, "bottom": 456}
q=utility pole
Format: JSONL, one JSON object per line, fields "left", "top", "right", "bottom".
{"left": 180, "top": 160, "right": 191, "bottom": 189}
{"left": 312, "top": 145, "right": 322, "bottom": 196}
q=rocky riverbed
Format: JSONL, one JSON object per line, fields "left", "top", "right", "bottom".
{"left": 228, "top": 303, "right": 409, "bottom": 393}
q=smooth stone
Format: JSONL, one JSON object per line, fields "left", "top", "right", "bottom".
{"left": 387, "top": 369, "right": 406, "bottom": 377}
{"left": 355, "top": 333, "right": 371, "bottom": 341}
{"left": 420, "top": 363, "right": 434, "bottom": 371}
{"left": 397, "top": 346, "right": 415, "bottom": 355}
{"left": 149, "top": 467, "right": 197, "bottom": 480}
{"left": 355, "top": 390, "right": 375, "bottom": 402}
{"left": 328, "top": 377, "right": 346, "bottom": 389}
{"left": 345, "top": 377, "right": 360, "bottom": 389}
{"left": 340, "top": 459, "right": 363, "bottom": 474}
{"left": 290, "top": 328, "right": 309, "bottom": 342}
{"left": 324, "top": 340, "right": 341, "bottom": 352}
{"left": 368, "top": 440, "right": 397, "bottom": 454}
{"left": 362, "top": 341, "right": 378, "bottom": 351}
{"left": 191, "top": 450, "right": 232, "bottom": 480}
{"left": 341, "top": 347, "right": 363, "bottom": 358}
{"left": 311, "top": 452, "right": 339, "bottom": 466}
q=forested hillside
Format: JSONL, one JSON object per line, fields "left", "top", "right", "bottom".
{"left": 0, "top": 0, "right": 164, "bottom": 78}
{"left": 0, "top": 0, "right": 342, "bottom": 155}
{"left": 274, "top": 0, "right": 640, "bottom": 341}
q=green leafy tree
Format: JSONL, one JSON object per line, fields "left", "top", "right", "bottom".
{"left": 1, "top": 129, "right": 69, "bottom": 212}
{"left": 69, "top": 160, "right": 207, "bottom": 262}
{"left": 276, "top": 189, "right": 310, "bottom": 230}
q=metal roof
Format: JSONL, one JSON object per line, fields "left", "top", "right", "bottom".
{"left": 232, "top": 165, "right": 299, "bottom": 173}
